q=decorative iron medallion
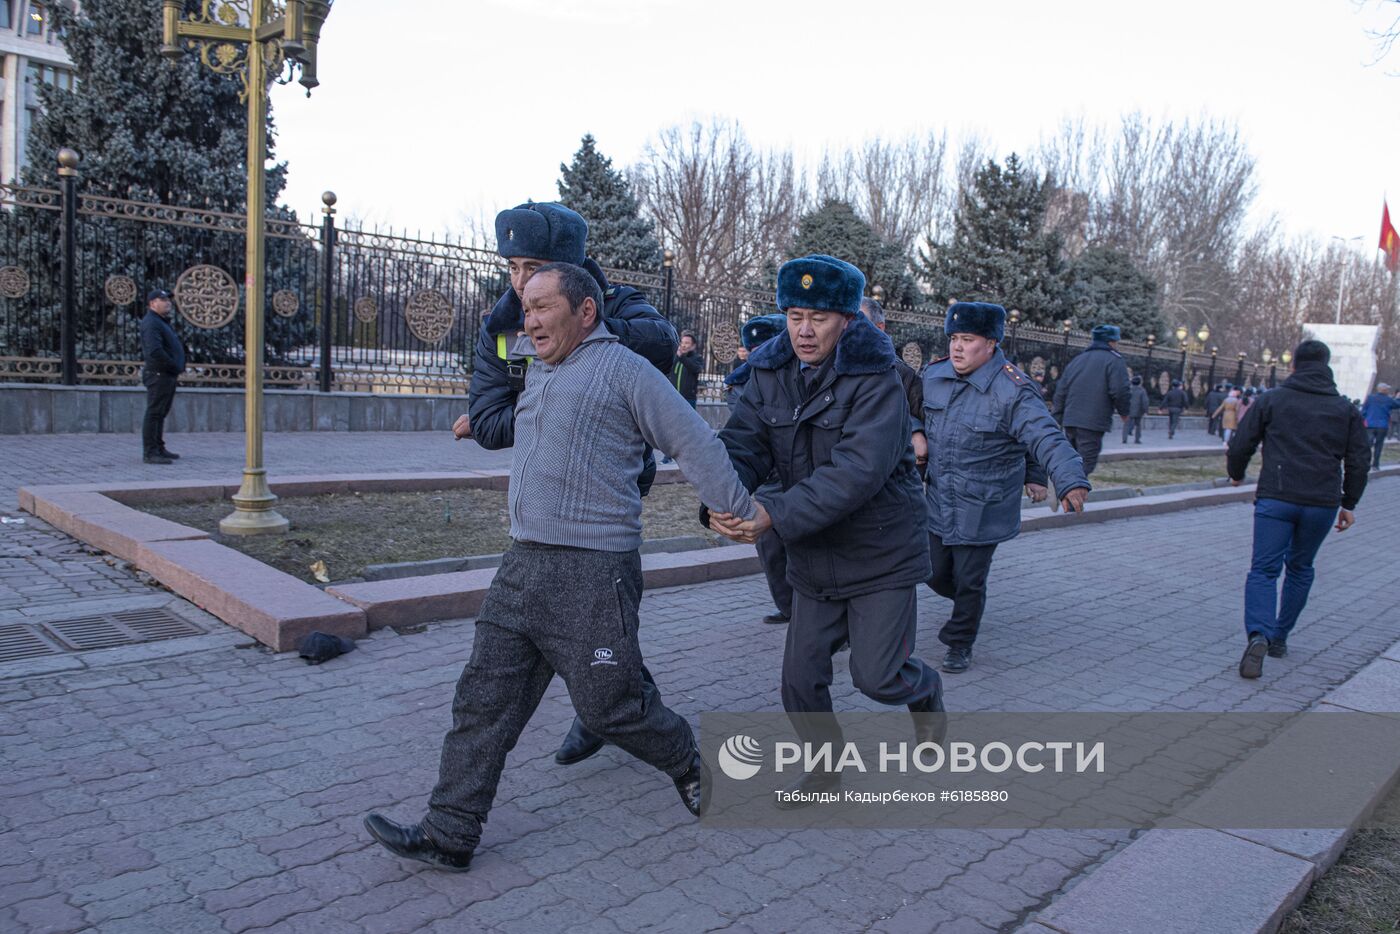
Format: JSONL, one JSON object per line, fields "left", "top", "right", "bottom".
{"left": 709, "top": 321, "right": 740, "bottom": 365}
{"left": 404, "top": 290, "right": 455, "bottom": 344}
{"left": 272, "top": 289, "right": 299, "bottom": 318}
{"left": 174, "top": 264, "right": 239, "bottom": 330}
{"left": 353, "top": 296, "right": 378, "bottom": 324}
{"left": 104, "top": 274, "right": 138, "bottom": 306}
{"left": 0, "top": 266, "right": 31, "bottom": 299}
{"left": 901, "top": 341, "right": 923, "bottom": 370}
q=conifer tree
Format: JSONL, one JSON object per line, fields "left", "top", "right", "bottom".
{"left": 791, "top": 200, "right": 920, "bottom": 305}
{"left": 557, "top": 134, "right": 660, "bottom": 271}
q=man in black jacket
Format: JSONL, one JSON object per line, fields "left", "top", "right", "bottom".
{"left": 1205, "top": 383, "right": 1227, "bottom": 436}
{"left": 671, "top": 331, "right": 702, "bottom": 406}
{"left": 1123, "top": 375, "right": 1150, "bottom": 444}
{"left": 1227, "top": 340, "right": 1370, "bottom": 678}
{"left": 139, "top": 289, "right": 184, "bottom": 465}
{"left": 1161, "top": 379, "right": 1189, "bottom": 439}
{"left": 452, "top": 201, "right": 679, "bottom": 766}
{"left": 1052, "top": 324, "right": 1131, "bottom": 474}
{"left": 708, "top": 255, "right": 943, "bottom": 806}
{"left": 862, "top": 297, "right": 928, "bottom": 471}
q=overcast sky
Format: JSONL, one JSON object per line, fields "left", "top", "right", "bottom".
{"left": 268, "top": 0, "right": 1400, "bottom": 258}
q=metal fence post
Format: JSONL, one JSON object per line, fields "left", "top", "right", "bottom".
{"left": 662, "top": 249, "right": 674, "bottom": 319}
{"left": 57, "top": 148, "right": 79, "bottom": 385}
{"left": 318, "top": 191, "right": 336, "bottom": 392}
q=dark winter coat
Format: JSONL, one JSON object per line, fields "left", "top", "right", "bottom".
{"left": 1052, "top": 341, "right": 1131, "bottom": 433}
{"left": 1128, "top": 384, "right": 1150, "bottom": 418}
{"left": 922, "top": 351, "right": 1090, "bottom": 546}
{"left": 1162, "top": 387, "right": 1188, "bottom": 411}
{"left": 1205, "top": 390, "right": 1226, "bottom": 417}
{"left": 1227, "top": 364, "right": 1371, "bottom": 511}
{"left": 671, "top": 350, "right": 702, "bottom": 402}
{"left": 894, "top": 355, "right": 923, "bottom": 436}
{"left": 467, "top": 258, "right": 678, "bottom": 452}
{"left": 139, "top": 310, "right": 185, "bottom": 376}
{"left": 715, "top": 315, "right": 930, "bottom": 600}
{"left": 1361, "top": 392, "right": 1400, "bottom": 430}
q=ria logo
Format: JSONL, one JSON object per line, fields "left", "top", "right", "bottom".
{"left": 591, "top": 647, "right": 616, "bottom": 666}
{"left": 718, "top": 734, "right": 764, "bottom": 780}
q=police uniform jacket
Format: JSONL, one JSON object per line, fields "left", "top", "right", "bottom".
{"left": 1052, "top": 340, "right": 1132, "bottom": 433}
{"left": 467, "top": 256, "right": 678, "bottom": 452}
{"left": 715, "top": 315, "right": 929, "bottom": 600}
{"left": 923, "top": 350, "right": 1090, "bottom": 546}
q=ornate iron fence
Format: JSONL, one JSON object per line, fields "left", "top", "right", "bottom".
{"left": 0, "top": 175, "right": 1252, "bottom": 409}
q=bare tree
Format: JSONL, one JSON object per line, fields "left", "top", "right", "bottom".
{"left": 630, "top": 120, "right": 803, "bottom": 283}
{"left": 814, "top": 132, "right": 950, "bottom": 258}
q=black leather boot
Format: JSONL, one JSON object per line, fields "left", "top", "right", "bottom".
{"left": 554, "top": 717, "right": 606, "bottom": 765}
{"left": 941, "top": 646, "right": 972, "bottom": 673}
{"left": 363, "top": 814, "right": 472, "bottom": 871}
{"left": 909, "top": 682, "right": 947, "bottom": 746}
{"left": 773, "top": 769, "right": 841, "bottom": 810}
{"left": 159, "top": 449, "right": 180, "bottom": 459}
{"left": 673, "top": 750, "right": 711, "bottom": 817}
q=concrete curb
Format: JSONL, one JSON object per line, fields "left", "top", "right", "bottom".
{"left": 1017, "top": 652, "right": 1400, "bottom": 934}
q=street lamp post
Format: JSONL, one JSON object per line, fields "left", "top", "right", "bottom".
{"left": 1175, "top": 325, "right": 1189, "bottom": 382}
{"left": 1061, "top": 319, "right": 1073, "bottom": 370}
{"left": 1008, "top": 308, "right": 1021, "bottom": 360}
{"left": 1330, "top": 235, "right": 1364, "bottom": 325}
{"left": 161, "top": 1, "right": 334, "bottom": 536}
{"left": 1144, "top": 333, "right": 1156, "bottom": 398}
{"left": 1207, "top": 347, "right": 1218, "bottom": 393}
{"left": 1234, "top": 351, "right": 1247, "bottom": 387}
{"left": 1262, "top": 348, "right": 1275, "bottom": 387}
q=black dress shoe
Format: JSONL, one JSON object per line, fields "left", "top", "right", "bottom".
{"left": 762, "top": 612, "right": 790, "bottom": 625}
{"left": 908, "top": 683, "right": 947, "bottom": 746}
{"left": 673, "top": 750, "right": 711, "bottom": 817}
{"left": 1239, "top": 634, "right": 1269, "bottom": 679}
{"left": 143, "top": 453, "right": 173, "bottom": 465}
{"left": 1266, "top": 639, "right": 1288, "bottom": 659}
{"left": 554, "top": 717, "right": 606, "bottom": 765}
{"left": 363, "top": 814, "right": 472, "bottom": 871}
{"left": 159, "top": 449, "right": 181, "bottom": 459}
{"left": 941, "top": 647, "right": 972, "bottom": 673}
{"left": 773, "top": 770, "right": 841, "bottom": 810}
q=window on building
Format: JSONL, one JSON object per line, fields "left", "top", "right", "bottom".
{"left": 1, "top": 2, "right": 13, "bottom": 31}
{"left": 26, "top": 1, "right": 44, "bottom": 37}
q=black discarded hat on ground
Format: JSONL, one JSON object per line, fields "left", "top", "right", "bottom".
{"left": 147, "top": 288, "right": 172, "bottom": 302}
{"left": 297, "top": 631, "right": 356, "bottom": 665}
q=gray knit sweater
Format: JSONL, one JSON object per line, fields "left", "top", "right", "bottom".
{"left": 509, "top": 322, "right": 755, "bottom": 551}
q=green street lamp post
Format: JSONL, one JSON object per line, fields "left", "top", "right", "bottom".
{"left": 161, "top": 1, "right": 334, "bottom": 536}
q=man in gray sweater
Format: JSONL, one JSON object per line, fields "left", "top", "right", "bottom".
{"left": 365, "top": 264, "right": 758, "bottom": 871}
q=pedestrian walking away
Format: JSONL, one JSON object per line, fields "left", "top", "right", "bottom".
{"left": 1205, "top": 383, "right": 1227, "bottom": 436}
{"left": 451, "top": 201, "right": 680, "bottom": 768}
{"left": 1122, "top": 375, "right": 1149, "bottom": 444}
{"left": 139, "top": 288, "right": 184, "bottom": 464}
{"left": 708, "top": 254, "right": 944, "bottom": 807}
{"left": 364, "top": 264, "right": 758, "bottom": 870}
{"left": 1161, "top": 379, "right": 1189, "bottom": 439}
{"left": 1052, "top": 323, "right": 1131, "bottom": 474}
{"left": 1361, "top": 383, "right": 1399, "bottom": 470}
{"left": 1214, "top": 389, "right": 1241, "bottom": 446}
{"left": 1226, "top": 339, "right": 1370, "bottom": 679}
{"left": 922, "top": 302, "right": 1091, "bottom": 673}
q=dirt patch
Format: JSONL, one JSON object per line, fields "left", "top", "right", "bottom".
{"left": 144, "top": 482, "right": 720, "bottom": 584}
{"left": 1281, "top": 782, "right": 1400, "bottom": 933}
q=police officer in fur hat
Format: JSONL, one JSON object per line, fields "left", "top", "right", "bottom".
{"left": 1052, "top": 324, "right": 1132, "bottom": 474}
{"left": 454, "top": 201, "right": 679, "bottom": 768}
{"left": 707, "top": 255, "right": 944, "bottom": 805}
{"left": 922, "top": 303, "right": 1090, "bottom": 672}
{"left": 724, "top": 313, "right": 792, "bottom": 624}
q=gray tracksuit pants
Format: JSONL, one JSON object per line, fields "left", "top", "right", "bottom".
{"left": 423, "top": 541, "right": 696, "bottom": 851}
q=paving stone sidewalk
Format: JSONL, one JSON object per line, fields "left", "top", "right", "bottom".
{"left": 2, "top": 446, "right": 1397, "bottom": 931}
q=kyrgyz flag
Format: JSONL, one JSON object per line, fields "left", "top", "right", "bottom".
{"left": 1381, "top": 201, "right": 1400, "bottom": 273}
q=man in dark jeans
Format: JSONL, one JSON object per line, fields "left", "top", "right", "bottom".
{"left": 139, "top": 289, "right": 184, "bottom": 464}
{"left": 1052, "top": 324, "right": 1131, "bottom": 475}
{"left": 1161, "top": 379, "right": 1189, "bottom": 439}
{"left": 1361, "top": 383, "right": 1398, "bottom": 469}
{"left": 1227, "top": 340, "right": 1370, "bottom": 678}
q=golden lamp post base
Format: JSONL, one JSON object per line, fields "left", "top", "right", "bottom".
{"left": 219, "top": 470, "right": 290, "bottom": 536}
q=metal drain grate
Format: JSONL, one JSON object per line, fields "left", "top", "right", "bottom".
{"left": 0, "top": 624, "right": 63, "bottom": 662}
{"left": 43, "top": 608, "right": 203, "bottom": 652}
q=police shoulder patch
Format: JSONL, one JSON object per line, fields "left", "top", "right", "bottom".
{"left": 1001, "top": 363, "right": 1027, "bottom": 385}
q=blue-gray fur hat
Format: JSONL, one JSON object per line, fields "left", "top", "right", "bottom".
{"left": 944, "top": 302, "right": 1006, "bottom": 342}
{"left": 741, "top": 313, "right": 787, "bottom": 350}
{"left": 1091, "top": 324, "right": 1121, "bottom": 342}
{"left": 776, "top": 255, "right": 865, "bottom": 315}
{"left": 495, "top": 202, "right": 588, "bottom": 266}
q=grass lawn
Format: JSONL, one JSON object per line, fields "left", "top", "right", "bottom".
{"left": 1281, "top": 782, "right": 1400, "bottom": 933}
{"left": 144, "top": 482, "right": 720, "bottom": 584}
{"left": 1092, "top": 445, "right": 1398, "bottom": 489}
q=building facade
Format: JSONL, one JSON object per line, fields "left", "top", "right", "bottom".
{"left": 0, "top": 1, "right": 76, "bottom": 184}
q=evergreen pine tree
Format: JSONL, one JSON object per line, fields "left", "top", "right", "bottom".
{"left": 1, "top": 0, "right": 308, "bottom": 365}
{"left": 557, "top": 134, "right": 660, "bottom": 271}
{"left": 1065, "top": 247, "right": 1165, "bottom": 341}
{"left": 791, "top": 200, "right": 920, "bottom": 306}
{"left": 918, "top": 154, "right": 1068, "bottom": 324}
